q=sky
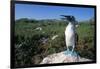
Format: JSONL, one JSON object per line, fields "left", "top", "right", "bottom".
{"left": 15, "top": 4, "right": 95, "bottom": 21}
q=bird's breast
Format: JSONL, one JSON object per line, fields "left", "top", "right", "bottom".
{"left": 65, "top": 24, "right": 75, "bottom": 45}
{"left": 65, "top": 25, "right": 75, "bottom": 36}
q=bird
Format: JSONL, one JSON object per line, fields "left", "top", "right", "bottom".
{"left": 61, "top": 15, "right": 79, "bottom": 54}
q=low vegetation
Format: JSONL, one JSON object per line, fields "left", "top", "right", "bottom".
{"left": 14, "top": 18, "right": 95, "bottom": 67}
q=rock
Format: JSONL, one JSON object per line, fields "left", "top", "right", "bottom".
{"left": 40, "top": 51, "right": 92, "bottom": 64}
{"left": 51, "top": 35, "right": 58, "bottom": 40}
{"left": 35, "top": 27, "right": 42, "bottom": 31}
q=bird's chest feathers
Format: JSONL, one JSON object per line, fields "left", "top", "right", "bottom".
{"left": 65, "top": 24, "right": 75, "bottom": 36}
{"left": 65, "top": 23, "right": 75, "bottom": 46}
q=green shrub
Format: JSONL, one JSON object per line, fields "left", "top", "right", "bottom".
{"left": 14, "top": 19, "right": 95, "bottom": 67}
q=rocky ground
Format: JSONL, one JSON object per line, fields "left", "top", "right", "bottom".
{"left": 40, "top": 51, "right": 92, "bottom": 64}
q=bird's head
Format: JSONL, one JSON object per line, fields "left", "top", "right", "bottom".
{"left": 60, "top": 15, "right": 79, "bottom": 27}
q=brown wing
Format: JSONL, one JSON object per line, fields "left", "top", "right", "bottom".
{"left": 75, "top": 33, "right": 78, "bottom": 46}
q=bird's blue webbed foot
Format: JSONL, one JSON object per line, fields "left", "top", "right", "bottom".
{"left": 64, "top": 50, "right": 78, "bottom": 57}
